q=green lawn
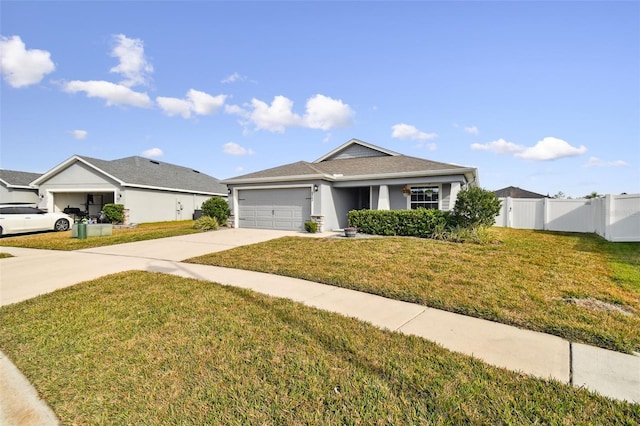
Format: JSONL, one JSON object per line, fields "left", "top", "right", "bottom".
{"left": 1, "top": 272, "right": 637, "bottom": 424}
{"left": 186, "top": 228, "right": 640, "bottom": 353}
{"left": 0, "top": 220, "right": 200, "bottom": 250}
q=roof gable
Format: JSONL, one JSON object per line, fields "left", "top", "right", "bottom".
{"left": 314, "top": 138, "right": 399, "bottom": 163}
{"left": 33, "top": 155, "right": 226, "bottom": 195}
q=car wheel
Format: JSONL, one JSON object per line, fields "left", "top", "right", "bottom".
{"left": 54, "top": 219, "right": 70, "bottom": 232}
{"left": 0, "top": 226, "right": 3, "bottom": 236}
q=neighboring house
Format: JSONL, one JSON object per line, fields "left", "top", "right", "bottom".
{"left": 494, "top": 186, "right": 547, "bottom": 199}
{"left": 224, "top": 138, "right": 478, "bottom": 231}
{"left": 31, "top": 155, "right": 227, "bottom": 224}
{"left": 0, "top": 169, "right": 41, "bottom": 204}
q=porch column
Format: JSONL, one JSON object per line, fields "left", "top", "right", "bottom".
{"left": 378, "top": 185, "right": 390, "bottom": 210}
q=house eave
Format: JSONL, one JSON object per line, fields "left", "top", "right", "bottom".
{"left": 333, "top": 168, "right": 477, "bottom": 182}
{"left": 3, "top": 184, "right": 37, "bottom": 190}
{"left": 122, "top": 183, "right": 227, "bottom": 196}
{"left": 223, "top": 174, "right": 329, "bottom": 185}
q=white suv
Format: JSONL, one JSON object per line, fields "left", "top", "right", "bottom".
{"left": 0, "top": 204, "right": 73, "bottom": 236}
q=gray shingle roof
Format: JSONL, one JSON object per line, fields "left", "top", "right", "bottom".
{"left": 227, "top": 155, "right": 469, "bottom": 181}
{"left": 494, "top": 186, "right": 547, "bottom": 199}
{"left": 77, "top": 156, "right": 227, "bottom": 194}
{"left": 0, "top": 169, "right": 42, "bottom": 187}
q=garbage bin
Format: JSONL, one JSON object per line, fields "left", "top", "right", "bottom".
{"left": 77, "top": 223, "right": 87, "bottom": 239}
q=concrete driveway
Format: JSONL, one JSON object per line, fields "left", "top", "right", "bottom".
{"left": 0, "top": 228, "right": 329, "bottom": 306}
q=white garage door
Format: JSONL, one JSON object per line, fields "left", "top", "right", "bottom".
{"left": 238, "top": 188, "right": 311, "bottom": 231}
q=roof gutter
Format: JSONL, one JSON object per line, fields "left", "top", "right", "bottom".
{"left": 121, "top": 182, "right": 227, "bottom": 196}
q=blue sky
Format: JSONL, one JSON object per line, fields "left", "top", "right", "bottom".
{"left": 1, "top": 1, "right": 638, "bottom": 198}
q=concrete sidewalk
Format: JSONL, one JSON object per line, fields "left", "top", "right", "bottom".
{"left": 1, "top": 228, "right": 638, "bottom": 424}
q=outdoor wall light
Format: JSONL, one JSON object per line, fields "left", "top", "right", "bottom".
{"left": 314, "top": 185, "right": 318, "bottom": 192}
{"left": 228, "top": 188, "right": 231, "bottom": 194}
{"left": 40, "top": 194, "right": 44, "bottom": 199}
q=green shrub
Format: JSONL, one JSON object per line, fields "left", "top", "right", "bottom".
{"left": 304, "top": 220, "right": 318, "bottom": 233}
{"left": 102, "top": 204, "right": 125, "bottom": 224}
{"left": 348, "top": 209, "right": 450, "bottom": 238}
{"left": 193, "top": 216, "right": 219, "bottom": 231}
{"left": 201, "top": 196, "right": 230, "bottom": 225}
{"left": 452, "top": 187, "right": 502, "bottom": 228}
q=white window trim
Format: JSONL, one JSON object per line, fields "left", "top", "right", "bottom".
{"left": 405, "top": 184, "right": 442, "bottom": 210}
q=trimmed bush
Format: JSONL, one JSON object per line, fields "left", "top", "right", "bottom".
{"left": 348, "top": 209, "right": 451, "bottom": 238}
{"left": 201, "top": 196, "right": 230, "bottom": 225}
{"left": 194, "top": 216, "right": 219, "bottom": 231}
{"left": 304, "top": 220, "right": 318, "bottom": 233}
{"left": 451, "top": 187, "right": 502, "bottom": 228}
{"left": 102, "top": 203, "right": 125, "bottom": 224}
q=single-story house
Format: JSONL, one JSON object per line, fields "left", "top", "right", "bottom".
{"left": 223, "top": 138, "right": 478, "bottom": 231}
{"left": 31, "top": 155, "right": 227, "bottom": 224}
{"left": 0, "top": 169, "right": 42, "bottom": 204}
{"left": 494, "top": 186, "right": 547, "bottom": 199}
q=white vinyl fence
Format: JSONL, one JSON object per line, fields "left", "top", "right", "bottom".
{"left": 494, "top": 194, "right": 640, "bottom": 242}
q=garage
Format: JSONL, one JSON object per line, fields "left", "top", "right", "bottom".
{"left": 237, "top": 188, "right": 311, "bottom": 230}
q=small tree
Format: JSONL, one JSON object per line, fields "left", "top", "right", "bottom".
{"left": 201, "top": 196, "right": 230, "bottom": 225}
{"left": 584, "top": 191, "right": 600, "bottom": 199}
{"left": 102, "top": 203, "right": 125, "bottom": 224}
{"left": 452, "top": 187, "right": 502, "bottom": 228}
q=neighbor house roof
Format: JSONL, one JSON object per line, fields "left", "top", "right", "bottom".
{"left": 0, "top": 169, "right": 42, "bottom": 189}
{"left": 32, "top": 155, "right": 227, "bottom": 195}
{"left": 494, "top": 186, "right": 547, "bottom": 199}
{"left": 224, "top": 139, "right": 477, "bottom": 184}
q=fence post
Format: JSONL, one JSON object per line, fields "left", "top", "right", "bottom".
{"left": 543, "top": 197, "right": 549, "bottom": 230}
{"left": 604, "top": 195, "right": 612, "bottom": 241}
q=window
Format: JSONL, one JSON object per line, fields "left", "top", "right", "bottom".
{"left": 410, "top": 186, "right": 439, "bottom": 210}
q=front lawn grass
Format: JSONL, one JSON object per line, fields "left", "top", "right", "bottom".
{"left": 1, "top": 271, "right": 636, "bottom": 424}
{"left": 187, "top": 228, "right": 640, "bottom": 353}
{"left": 0, "top": 220, "right": 200, "bottom": 250}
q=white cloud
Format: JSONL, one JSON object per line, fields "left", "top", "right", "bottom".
{"left": 249, "top": 96, "right": 302, "bottom": 132}
{"left": 516, "top": 137, "right": 587, "bottom": 161}
{"left": 234, "top": 166, "right": 244, "bottom": 172}
{"left": 464, "top": 125, "right": 479, "bottom": 135}
{"left": 584, "top": 156, "right": 629, "bottom": 168}
{"left": 303, "top": 94, "right": 354, "bottom": 130}
{"left": 227, "top": 94, "right": 354, "bottom": 133}
{"left": 0, "top": 35, "right": 55, "bottom": 88}
{"left": 142, "top": 147, "right": 163, "bottom": 157}
{"left": 157, "top": 96, "right": 193, "bottom": 118}
{"left": 157, "top": 89, "right": 227, "bottom": 118}
{"left": 109, "top": 34, "right": 153, "bottom": 88}
{"left": 64, "top": 80, "right": 153, "bottom": 108}
{"left": 391, "top": 123, "right": 438, "bottom": 140}
{"left": 187, "top": 89, "right": 227, "bottom": 115}
{"left": 221, "top": 72, "right": 246, "bottom": 83}
{"left": 471, "top": 138, "right": 525, "bottom": 154}
{"left": 223, "top": 142, "right": 255, "bottom": 156}
{"left": 70, "top": 130, "right": 88, "bottom": 140}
